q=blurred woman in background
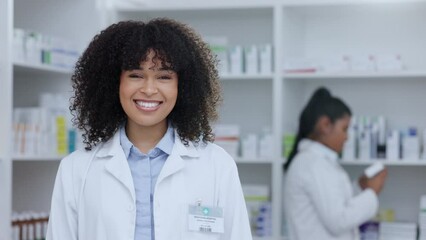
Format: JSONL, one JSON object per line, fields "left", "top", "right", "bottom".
{"left": 283, "top": 87, "right": 387, "bottom": 240}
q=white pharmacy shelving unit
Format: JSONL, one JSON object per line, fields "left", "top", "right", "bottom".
{"left": 1, "top": 0, "right": 426, "bottom": 239}
{"left": 0, "top": 0, "right": 104, "bottom": 239}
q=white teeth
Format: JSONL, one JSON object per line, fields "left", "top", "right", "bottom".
{"left": 136, "top": 101, "right": 160, "bottom": 108}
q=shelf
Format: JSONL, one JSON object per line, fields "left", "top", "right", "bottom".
{"left": 283, "top": 0, "right": 426, "bottom": 7}
{"left": 340, "top": 159, "right": 426, "bottom": 166}
{"left": 221, "top": 74, "right": 274, "bottom": 81}
{"left": 13, "top": 61, "right": 73, "bottom": 75}
{"left": 253, "top": 236, "right": 288, "bottom": 240}
{"left": 114, "top": 1, "right": 274, "bottom": 12}
{"left": 283, "top": 71, "right": 426, "bottom": 80}
{"left": 12, "top": 155, "right": 65, "bottom": 161}
{"left": 114, "top": 0, "right": 426, "bottom": 11}
{"left": 234, "top": 157, "right": 277, "bottom": 164}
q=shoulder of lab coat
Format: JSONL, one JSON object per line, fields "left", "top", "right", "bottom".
{"left": 292, "top": 150, "right": 378, "bottom": 236}
{"left": 46, "top": 147, "right": 96, "bottom": 240}
{"left": 46, "top": 131, "right": 252, "bottom": 240}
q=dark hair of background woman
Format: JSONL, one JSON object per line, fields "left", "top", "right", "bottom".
{"left": 283, "top": 87, "right": 351, "bottom": 171}
{"left": 70, "top": 18, "right": 222, "bottom": 150}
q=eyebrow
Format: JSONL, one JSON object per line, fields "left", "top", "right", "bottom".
{"left": 131, "top": 66, "right": 173, "bottom": 71}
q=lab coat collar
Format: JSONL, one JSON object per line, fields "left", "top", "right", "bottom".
{"left": 97, "top": 129, "right": 201, "bottom": 201}
{"left": 97, "top": 129, "right": 200, "bottom": 159}
{"left": 100, "top": 131, "right": 136, "bottom": 202}
{"left": 298, "top": 138, "right": 338, "bottom": 163}
{"left": 155, "top": 129, "right": 201, "bottom": 184}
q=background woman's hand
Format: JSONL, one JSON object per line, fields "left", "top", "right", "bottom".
{"left": 359, "top": 168, "right": 388, "bottom": 194}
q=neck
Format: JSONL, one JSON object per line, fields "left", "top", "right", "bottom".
{"left": 309, "top": 136, "right": 337, "bottom": 153}
{"left": 125, "top": 121, "right": 168, "bottom": 154}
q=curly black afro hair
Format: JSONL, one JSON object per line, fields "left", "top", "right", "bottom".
{"left": 70, "top": 18, "right": 222, "bottom": 150}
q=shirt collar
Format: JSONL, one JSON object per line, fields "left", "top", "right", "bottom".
{"left": 156, "top": 123, "right": 175, "bottom": 155}
{"left": 119, "top": 122, "right": 175, "bottom": 158}
{"left": 298, "top": 138, "right": 338, "bottom": 163}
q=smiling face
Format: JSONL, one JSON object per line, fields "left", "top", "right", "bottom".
{"left": 119, "top": 50, "right": 178, "bottom": 134}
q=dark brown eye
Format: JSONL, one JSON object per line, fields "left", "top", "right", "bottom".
{"left": 159, "top": 75, "right": 172, "bottom": 80}
{"left": 129, "top": 74, "right": 143, "bottom": 78}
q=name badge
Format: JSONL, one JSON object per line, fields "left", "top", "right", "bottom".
{"left": 188, "top": 204, "right": 224, "bottom": 233}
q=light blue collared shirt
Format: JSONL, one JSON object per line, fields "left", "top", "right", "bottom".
{"left": 120, "top": 124, "right": 174, "bottom": 240}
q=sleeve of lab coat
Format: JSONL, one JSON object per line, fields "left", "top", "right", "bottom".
{"left": 46, "top": 157, "right": 78, "bottom": 240}
{"left": 305, "top": 162, "right": 378, "bottom": 236}
{"left": 218, "top": 159, "right": 253, "bottom": 240}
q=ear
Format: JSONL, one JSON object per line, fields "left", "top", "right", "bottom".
{"left": 316, "top": 115, "right": 332, "bottom": 135}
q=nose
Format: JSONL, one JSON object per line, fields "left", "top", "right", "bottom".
{"left": 140, "top": 78, "right": 158, "bottom": 96}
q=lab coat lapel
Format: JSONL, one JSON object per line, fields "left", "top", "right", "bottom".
{"left": 99, "top": 132, "right": 136, "bottom": 202}
{"left": 156, "top": 131, "right": 199, "bottom": 184}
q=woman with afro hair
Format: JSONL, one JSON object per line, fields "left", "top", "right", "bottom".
{"left": 47, "top": 18, "right": 252, "bottom": 240}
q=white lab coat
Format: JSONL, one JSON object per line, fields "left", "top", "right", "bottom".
{"left": 46, "top": 130, "right": 252, "bottom": 240}
{"left": 284, "top": 139, "right": 378, "bottom": 240}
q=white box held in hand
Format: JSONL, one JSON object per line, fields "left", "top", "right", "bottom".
{"left": 364, "top": 162, "right": 385, "bottom": 178}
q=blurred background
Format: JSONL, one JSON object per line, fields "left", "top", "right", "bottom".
{"left": 1, "top": 0, "right": 426, "bottom": 239}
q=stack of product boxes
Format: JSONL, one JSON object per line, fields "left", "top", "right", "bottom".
{"left": 283, "top": 117, "right": 426, "bottom": 161}
{"left": 205, "top": 36, "right": 273, "bottom": 76}
{"left": 214, "top": 124, "right": 274, "bottom": 161}
{"left": 13, "top": 28, "right": 80, "bottom": 70}
{"left": 213, "top": 124, "right": 240, "bottom": 159}
{"left": 341, "top": 116, "right": 425, "bottom": 161}
{"left": 283, "top": 54, "right": 404, "bottom": 74}
{"left": 12, "top": 93, "right": 80, "bottom": 157}
{"left": 378, "top": 222, "right": 417, "bottom": 240}
{"left": 242, "top": 184, "right": 272, "bottom": 237}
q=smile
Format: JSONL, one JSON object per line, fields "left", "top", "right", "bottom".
{"left": 135, "top": 101, "right": 161, "bottom": 109}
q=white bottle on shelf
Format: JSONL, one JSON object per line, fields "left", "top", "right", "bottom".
{"left": 377, "top": 116, "right": 387, "bottom": 159}
{"left": 205, "top": 36, "right": 229, "bottom": 76}
{"left": 342, "top": 117, "right": 357, "bottom": 161}
{"left": 241, "top": 133, "right": 259, "bottom": 159}
{"left": 359, "top": 116, "right": 372, "bottom": 160}
{"left": 13, "top": 28, "right": 25, "bottom": 63}
{"left": 402, "top": 127, "right": 420, "bottom": 160}
{"left": 229, "top": 45, "right": 244, "bottom": 75}
{"left": 259, "top": 127, "right": 273, "bottom": 159}
{"left": 259, "top": 44, "right": 272, "bottom": 74}
{"left": 244, "top": 45, "right": 259, "bottom": 75}
{"left": 386, "top": 130, "right": 400, "bottom": 160}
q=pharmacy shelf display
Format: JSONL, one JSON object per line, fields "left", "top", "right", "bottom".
{"left": 279, "top": 1, "right": 426, "bottom": 233}
{"left": 341, "top": 160, "right": 426, "bottom": 166}
{"left": 2, "top": 0, "right": 426, "bottom": 238}
{"left": 0, "top": 0, "right": 104, "bottom": 239}
{"left": 0, "top": 0, "right": 13, "bottom": 238}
